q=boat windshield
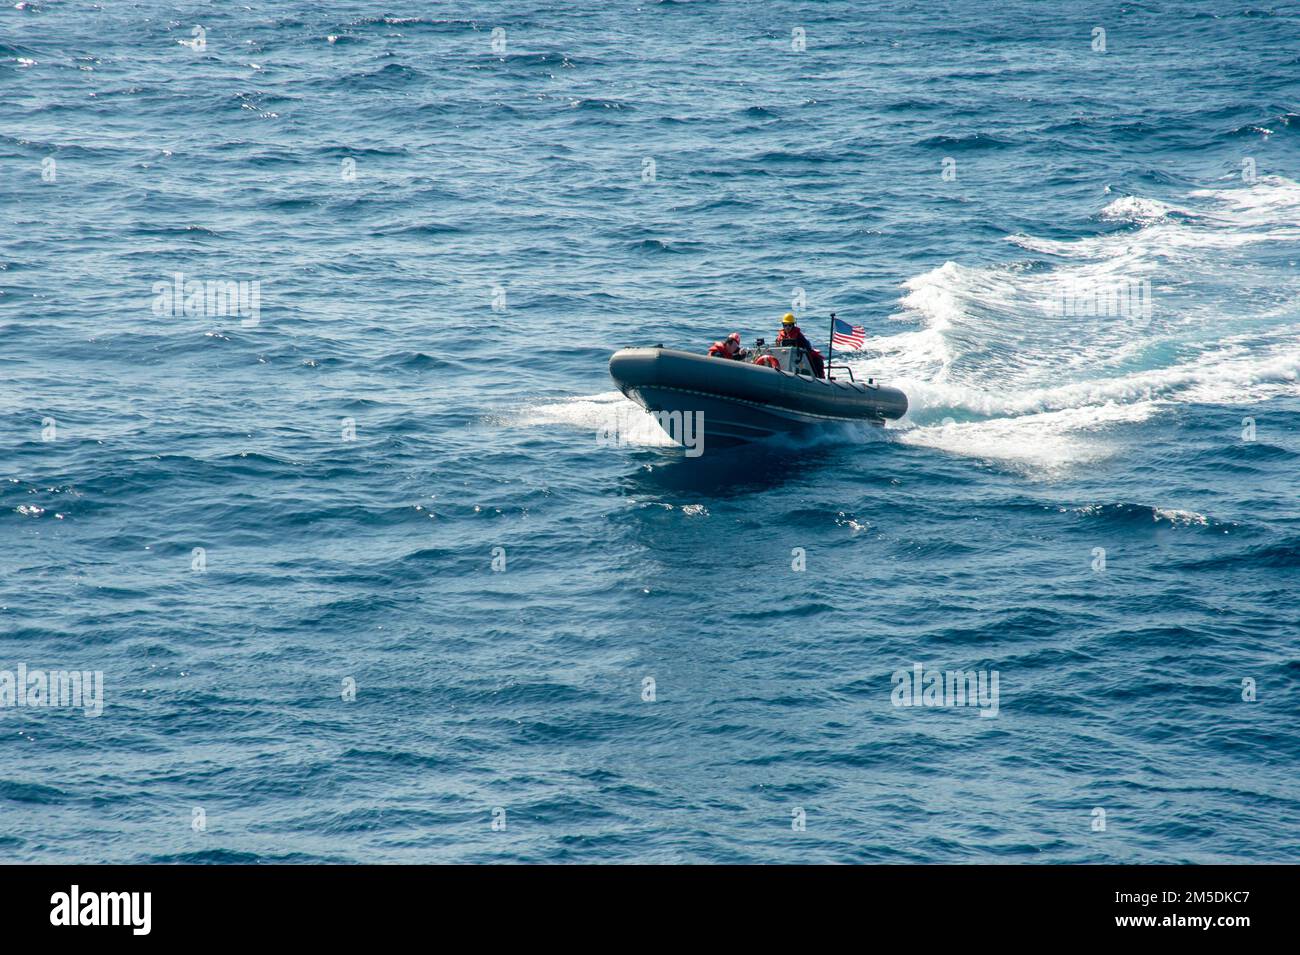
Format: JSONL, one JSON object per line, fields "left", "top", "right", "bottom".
{"left": 750, "top": 344, "right": 813, "bottom": 376}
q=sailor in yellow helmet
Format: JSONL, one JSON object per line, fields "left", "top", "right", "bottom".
{"left": 775, "top": 312, "right": 824, "bottom": 378}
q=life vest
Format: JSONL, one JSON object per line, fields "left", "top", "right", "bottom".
{"left": 708, "top": 338, "right": 741, "bottom": 358}
{"left": 778, "top": 326, "right": 821, "bottom": 358}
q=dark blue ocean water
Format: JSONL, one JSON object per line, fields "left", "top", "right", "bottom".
{"left": 2, "top": 1, "right": 1298, "bottom": 863}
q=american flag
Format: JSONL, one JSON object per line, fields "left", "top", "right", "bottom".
{"left": 831, "top": 317, "right": 866, "bottom": 350}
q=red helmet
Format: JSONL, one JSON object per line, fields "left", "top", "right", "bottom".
{"left": 727, "top": 332, "right": 741, "bottom": 343}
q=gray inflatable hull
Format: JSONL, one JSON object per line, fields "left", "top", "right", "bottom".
{"left": 608, "top": 347, "right": 908, "bottom": 448}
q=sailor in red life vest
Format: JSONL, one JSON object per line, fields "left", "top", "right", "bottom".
{"left": 776, "top": 313, "right": 825, "bottom": 378}
{"left": 707, "top": 332, "right": 747, "bottom": 360}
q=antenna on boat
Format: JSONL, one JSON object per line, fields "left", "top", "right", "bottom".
{"left": 826, "top": 312, "right": 835, "bottom": 380}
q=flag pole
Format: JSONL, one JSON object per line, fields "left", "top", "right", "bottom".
{"left": 826, "top": 312, "right": 835, "bottom": 380}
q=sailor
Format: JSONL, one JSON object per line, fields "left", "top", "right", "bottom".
{"left": 707, "top": 332, "right": 747, "bottom": 360}
{"left": 776, "top": 313, "right": 824, "bottom": 378}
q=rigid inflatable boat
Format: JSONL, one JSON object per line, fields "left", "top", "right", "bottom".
{"left": 608, "top": 342, "right": 908, "bottom": 449}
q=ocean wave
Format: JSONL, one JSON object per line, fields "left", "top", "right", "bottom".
{"left": 853, "top": 176, "right": 1300, "bottom": 472}
{"left": 895, "top": 401, "right": 1158, "bottom": 473}
{"left": 517, "top": 391, "right": 677, "bottom": 447}
{"left": 9, "top": 0, "right": 1300, "bottom": 867}
{"left": 917, "top": 132, "right": 1015, "bottom": 150}
{"left": 1064, "top": 502, "right": 1229, "bottom": 530}
{"left": 1097, "top": 195, "right": 1183, "bottom": 224}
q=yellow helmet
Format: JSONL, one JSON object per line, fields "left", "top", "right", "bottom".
{"left": 781, "top": 312, "right": 796, "bottom": 325}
